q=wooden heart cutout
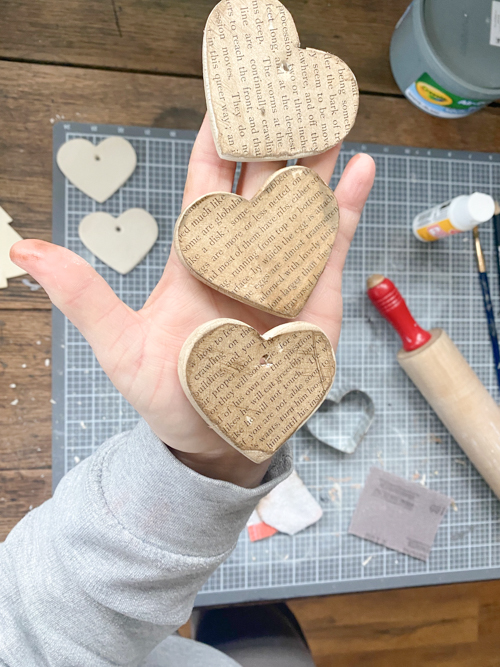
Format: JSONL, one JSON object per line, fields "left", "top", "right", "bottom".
{"left": 306, "top": 386, "right": 375, "bottom": 454}
{"left": 79, "top": 208, "right": 158, "bottom": 275}
{"left": 174, "top": 166, "right": 339, "bottom": 318}
{"left": 57, "top": 137, "right": 137, "bottom": 203}
{"left": 203, "top": 0, "right": 359, "bottom": 161}
{"left": 179, "top": 318, "right": 336, "bottom": 462}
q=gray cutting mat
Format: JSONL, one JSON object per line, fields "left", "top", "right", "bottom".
{"left": 52, "top": 122, "right": 500, "bottom": 606}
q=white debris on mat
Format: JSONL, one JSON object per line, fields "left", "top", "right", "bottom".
{"left": 22, "top": 279, "right": 41, "bottom": 291}
{"left": 257, "top": 470, "right": 323, "bottom": 536}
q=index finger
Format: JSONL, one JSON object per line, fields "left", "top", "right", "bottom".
{"left": 182, "top": 114, "right": 237, "bottom": 209}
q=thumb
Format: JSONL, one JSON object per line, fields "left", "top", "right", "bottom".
{"left": 11, "top": 240, "right": 137, "bottom": 358}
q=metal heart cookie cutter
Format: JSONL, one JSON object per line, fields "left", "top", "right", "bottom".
{"left": 306, "top": 385, "right": 375, "bottom": 454}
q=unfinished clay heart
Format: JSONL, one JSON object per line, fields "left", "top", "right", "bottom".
{"left": 57, "top": 137, "right": 137, "bottom": 203}
{"left": 0, "top": 213, "right": 26, "bottom": 286}
{"left": 79, "top": 208, "right": 158, "bottom": 275}
{"left": 174, "top": 166, "right": 338, "bottom": 318}
{"left": 179, "top": 318, "right": 336, "bottom": 462}
{"left": 306, "top": 386, "right": 374, "bottom": 454}
{"left": 203, "top": 0, "right": 359, "bottom": 160}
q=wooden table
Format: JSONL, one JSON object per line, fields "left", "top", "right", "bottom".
{"left": 1, "top": 1, "right": 500, "bottom": 664}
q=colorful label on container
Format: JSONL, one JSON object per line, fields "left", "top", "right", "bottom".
{"left": 416, "top": 218, "right": 460, "bottom": 242}
{"left": 405, "top": 73, "right": 486, "bottom": 118}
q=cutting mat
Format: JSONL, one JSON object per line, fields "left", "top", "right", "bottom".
{"left": 52, "top": 122, "right": 500, "bottom": 606}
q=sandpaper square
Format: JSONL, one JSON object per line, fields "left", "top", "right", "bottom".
{"left": 348, "top": 467, "right": 451, "bottom": 561}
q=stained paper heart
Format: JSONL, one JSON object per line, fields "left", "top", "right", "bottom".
{"left": 203, "top": 0, "right": 359, "bottom": 160}
{"left": 79, "top": 208, "right": 158, "bottom": 274}
{"left": 306, "top": 386, "right": 374, "bottom": 454}
{"left": 174, "top": 166, "right": 338, "bottom": 318}
{"left": 179, "top": 318, "right": 336, "bottom": 462}
{"left": 57, "top": 137, "right": 137, "bottom": 203}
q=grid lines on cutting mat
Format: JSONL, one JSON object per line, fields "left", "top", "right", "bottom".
{"left": 52, "top": 123, "right": 500, "bottom": 604}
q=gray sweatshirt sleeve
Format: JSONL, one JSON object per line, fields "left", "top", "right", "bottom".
{"left": 0, "top": 420, "right": 293, "bottom": 666}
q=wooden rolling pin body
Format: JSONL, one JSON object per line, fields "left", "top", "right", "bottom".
{"left": 398, "top": 328, "right": 500, "bottom": 498}
{"left": 367, "top": 274, "right": 500, "bottom": 500}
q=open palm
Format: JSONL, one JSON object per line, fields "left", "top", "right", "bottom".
{"left": 12, "top": 115, "right": 375, "bottom": 464}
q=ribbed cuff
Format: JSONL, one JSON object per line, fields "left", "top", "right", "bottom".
{"left": 101, "top": 420, "right": 293, "bottom": 557}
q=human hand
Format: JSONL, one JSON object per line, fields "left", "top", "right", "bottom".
{"left": 11, "top": 115, "right": 375, "bottom": 486}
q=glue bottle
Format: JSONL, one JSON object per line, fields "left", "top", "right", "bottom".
{"left": 412, "top": 192, "right": 495, "bottom": 242}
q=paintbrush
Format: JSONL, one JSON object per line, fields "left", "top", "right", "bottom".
{"left": 473, "top": 224, "right": 500, "bottom": 392}
{"left": 493, "top": 200, "right": 500, "bottom": 296}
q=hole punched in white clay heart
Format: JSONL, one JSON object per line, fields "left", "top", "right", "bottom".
{"left": 178, "top": 318, "right": 336, "bottom": 462}
{"left": 203, "top": 0, "right": 359, "bottom": 161}
{"left": 174, "top": 166, "right": 339, "bottom": 318}
{"left": 56, "top": 136, "right": 137, "bottom": 203}
{"left": 78, "top": 208, "right": 158, "bottom": 275}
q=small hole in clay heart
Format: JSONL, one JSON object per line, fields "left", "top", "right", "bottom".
{"left": 115, "top": 226, "right": 122, "bottom": 232}
{"left": 280, "top": 62, "right": 290, "bottom": 73}
{"left": 94, "top": 155, "right": 101, "bottom": 161}
{"left": 260, "top": 355, "right": 272, "bottom": 367}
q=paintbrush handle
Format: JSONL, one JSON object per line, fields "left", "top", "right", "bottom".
{"left": 478, "top": 270, "right": 500, "bottom": 391}
{"left": 366, "top": 275, "right": 431, "bottom": 351}
{"left": 493, "top": 213, "right": 500, "bottom": 297}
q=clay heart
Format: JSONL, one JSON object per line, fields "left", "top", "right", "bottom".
{"left": 179, "top": 318, "right": 336, "bottom": 462}
{"left": 306, "top": 386, "right": 374, "bottom": 454}
{"left": 78, "top": 208, "right": 158, "bottom": 274}
{"left": 0, "top": 219, "right": 26, "bottom": 283}
{"left": 203, "top": 0, "right": 359, "bottom": 161}
{"left": 57, "top": 137, "right": 137, "bottom": 203}
{"left": 174, "top": 166, "right": 338, "bottom": 318}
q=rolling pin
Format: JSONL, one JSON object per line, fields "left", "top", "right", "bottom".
{"left": 367, "top": 274, "right": 500, "bottom": 500}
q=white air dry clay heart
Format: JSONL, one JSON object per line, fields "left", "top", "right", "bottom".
{"left": 79, "top": 208, "right": 158, "bottom": 275}
{"left": 57, "top": 137, "right": 137, "bottom": 203}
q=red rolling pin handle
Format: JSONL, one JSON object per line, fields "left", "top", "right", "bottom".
{"left": 367, "top": 275, "right": 432, "bottom": 352}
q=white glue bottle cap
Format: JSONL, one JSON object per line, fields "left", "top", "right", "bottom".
{"left": 450, "top": 193, "right": 495, "bottom": 231}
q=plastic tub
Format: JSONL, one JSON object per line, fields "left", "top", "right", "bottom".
{"left": 390, "top": 0, "right": 500, "bottom": 118}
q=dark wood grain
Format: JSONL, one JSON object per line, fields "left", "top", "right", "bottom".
{"left": 0, "top": 469, "right": 52, "bottom": 541}
{"left": 1, "top": 61, "right": 499, "bottom": 311}
{"left": 0, "top": 0, "right": 410, "bottom": 95}
{"left": 289, "top": 585, "right": 479, "bottom": 660}
{"left": 289, "top": 582, "right": 500, "bottom": 666}
{"left": 0, "top": 311, "right": 52, "bottom": 470}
